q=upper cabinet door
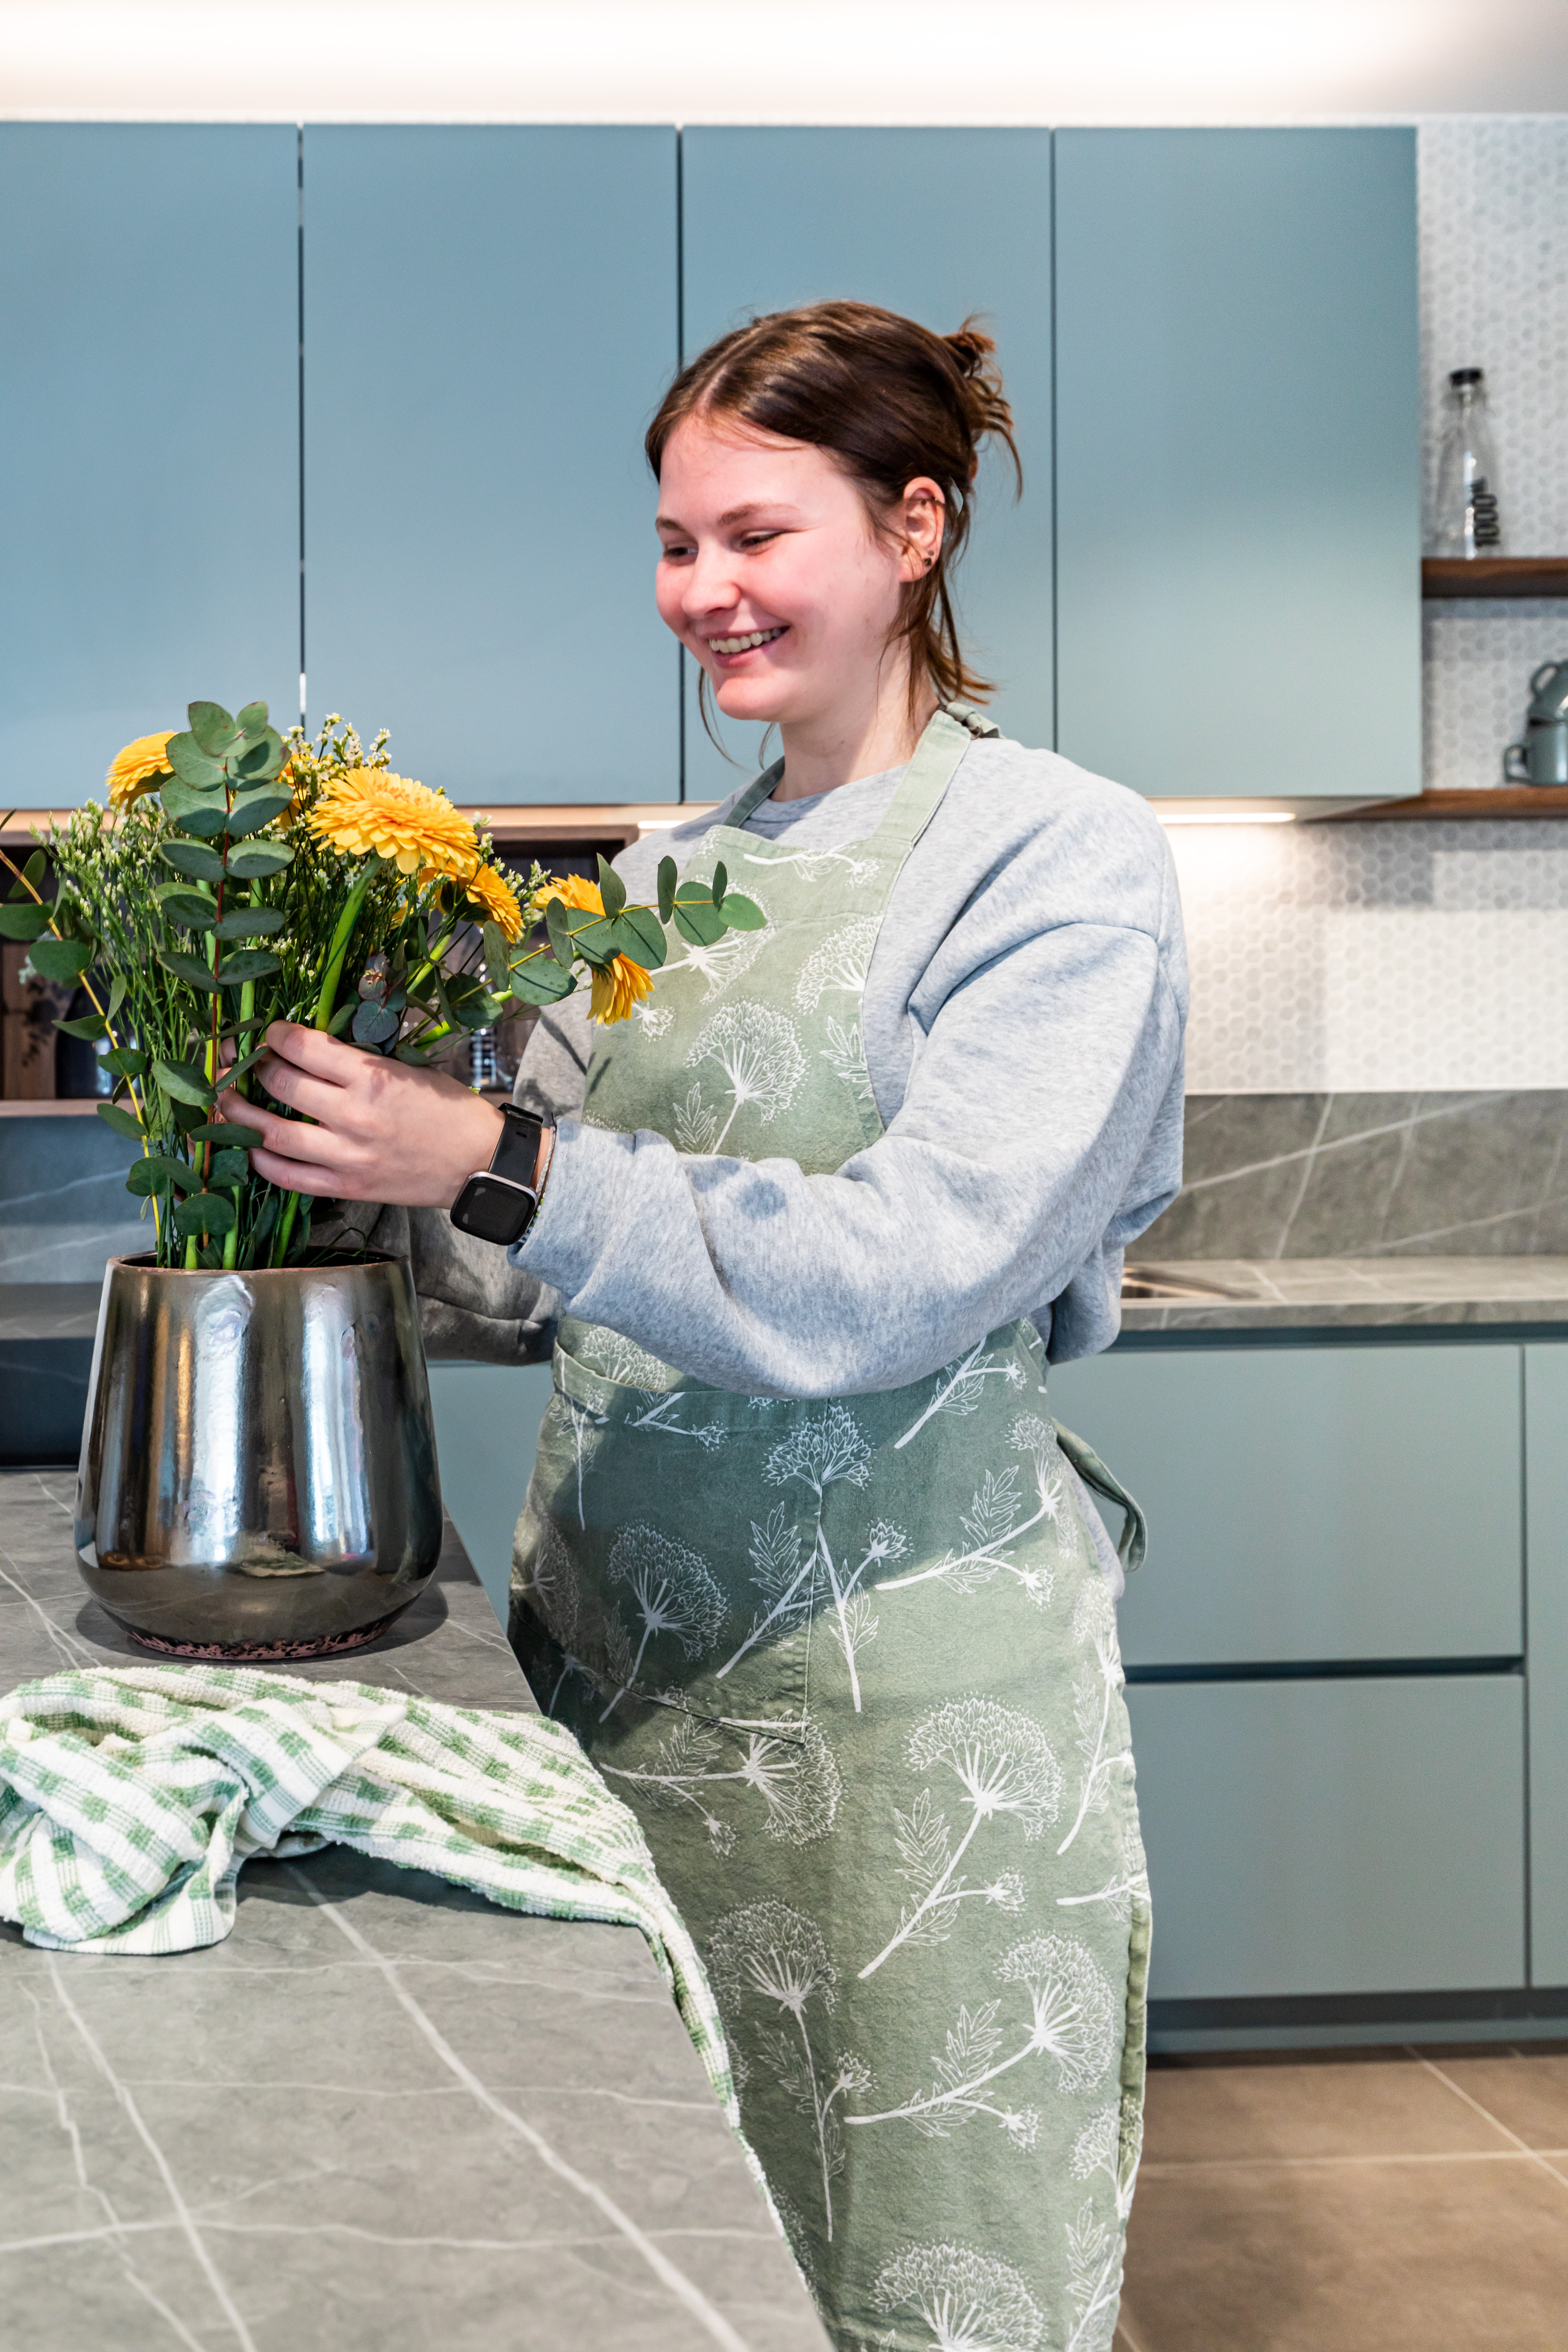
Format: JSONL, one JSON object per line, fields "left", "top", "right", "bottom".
{"left": 305, "top": 129, "right": 679, "bottom": 805}
{"left": 680, "top": 130, "right": 1052, "bottom": 799}
{"left": 1054, "top": 128, "right": 1420, "bottom": 802}
{"left": 0, "top": 127, "right": 298, "bottom": 804}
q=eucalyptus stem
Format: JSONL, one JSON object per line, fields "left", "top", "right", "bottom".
{"left": 271, "top": 859, "right": 377, "bottom": 1268}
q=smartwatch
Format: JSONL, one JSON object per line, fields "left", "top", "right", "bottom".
{"left": 449, "top": 1105, "right": 551, "bottom": 1247}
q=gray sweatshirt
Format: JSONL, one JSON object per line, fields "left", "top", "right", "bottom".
{"left": 391, "top": 735, "right": 1188, "bottom": 1394}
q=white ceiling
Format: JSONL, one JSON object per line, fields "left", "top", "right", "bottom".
{"left": 5, "top": 0, "right": 1568, "bottom": 123}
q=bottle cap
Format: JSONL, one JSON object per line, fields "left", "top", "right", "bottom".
{"left": 1449, "top": 367, "right": 1484, "bottom": 386}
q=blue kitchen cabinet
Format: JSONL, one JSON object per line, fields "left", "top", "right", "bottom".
{"left": 1525, "top": 1343, "right": 1568, "bottom": 1985}
{"left": 1046, "top": 1343, "right": 1523, "bottom": 1666}
{"left": 0, "top": 126, "right": 299, "bottom": 800}
{"left": 427, "top": 1360, "right": 554, "bottom": 1624}
{"left": 1128, "top": 1675, "right": 1526, "bottom": 1998}
{"left": 1054, "top": 128, "right": 1420, "bottom": 802}
{"left": 679, "top": 130, "right": 1053, "bottom": 798}
{"left": 305, "top": 128, "right": 679, "bottom": 804}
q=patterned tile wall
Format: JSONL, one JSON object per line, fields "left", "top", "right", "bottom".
{"left": 1182, "top": 116, "right": 1568, "bottom": 1093}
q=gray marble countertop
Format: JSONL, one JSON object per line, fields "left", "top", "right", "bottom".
{"left": 0, "top": 1469, "right": 828, "bottom": 2352}
{"left": 0, "top": 1282, "right": 103, "bottom": 1339}
{"left": 1120, "top": 1255, "right": 1568, "bottom": 1333}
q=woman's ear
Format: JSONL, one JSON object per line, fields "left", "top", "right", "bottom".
{"left": 898, "top": 477, "right": 946, "bottom": 579}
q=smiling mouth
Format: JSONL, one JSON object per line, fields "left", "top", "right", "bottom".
{"left": 707, "top": 626, "right": 788, "bottom": 656}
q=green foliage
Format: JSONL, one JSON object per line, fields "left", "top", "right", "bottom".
{"left": 0, "top": 902, "right": 48, "bottom": 942}
{"left": 29, "top": 935, "right": 93, "bottom": 981}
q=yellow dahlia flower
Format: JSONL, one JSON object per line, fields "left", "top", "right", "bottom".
{"left": 464, "top": 860, "right": 524, "bottom": 943}
{"left": 307, "top": 768, "right": 476, "bottom": 876}
{"left": 546, "top": 870, "right": 655, "bottom": 1026}
{"left": 106, "top": 730, "right": 175, "bottom": 809}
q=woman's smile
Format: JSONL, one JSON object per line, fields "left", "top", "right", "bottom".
{"left": 706, "top": 624, "right": 790, "bottom": 662}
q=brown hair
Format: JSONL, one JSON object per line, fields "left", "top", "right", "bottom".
{"left": 645, "top": 300, "right": 1021, "bottom": 727}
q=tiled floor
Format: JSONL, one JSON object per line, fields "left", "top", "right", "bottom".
{"left": 1114, "top": 2043, "right": 1568, "bottom": 2352}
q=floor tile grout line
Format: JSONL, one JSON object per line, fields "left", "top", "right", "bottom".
{"left": 1405, "top": 2045, "right": 1568, "bottom": 2193}
{"left": 1114, "top": 2320, "right": 1149, "bottom": 2352}
{"left": 1140, "top": 2146, "right": 1567, "bottom": 2176}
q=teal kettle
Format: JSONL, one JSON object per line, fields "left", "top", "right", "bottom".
{"left": 1505, "top": 660, "right": 1568, "bottom": 785}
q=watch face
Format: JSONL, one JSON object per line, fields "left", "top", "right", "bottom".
{"left": 452, "top": 1172, "right": 536, "bottom": 1247}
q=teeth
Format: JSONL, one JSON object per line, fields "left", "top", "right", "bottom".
{"left": 709, "top": 627, "right": 786, "bottom": 654}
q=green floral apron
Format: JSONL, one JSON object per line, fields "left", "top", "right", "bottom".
{"left": 511, "top": 706, "right": 1152, "bottom": 2352}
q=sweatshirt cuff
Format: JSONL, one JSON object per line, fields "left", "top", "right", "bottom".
{"left": 506, "top": 1117, "right": 629, "bottom": 1300}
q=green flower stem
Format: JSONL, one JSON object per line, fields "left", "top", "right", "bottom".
{"left": 271, "top": 860, "right": 377, "bottom": 1269}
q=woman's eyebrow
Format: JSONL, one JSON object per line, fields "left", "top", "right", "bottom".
{"left": 656, "top": 502, "right": 801, "bottom": 533}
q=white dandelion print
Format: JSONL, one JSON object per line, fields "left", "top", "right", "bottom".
{"left": 1058, "top": 1578, "right": 1130, "bottom": 1858}
{"left": 820, "top": 1014, "right": 876, "bottom": 1107}
{"left": 602, "top": 1708, "right": 844, "bottom": 1852}
{"left": 794, "top": 915, "right": 879, "bottom": 1011}
{"left": 860, "top": 1698, "right": 1062, "bottom": 1978}
{"left": 1064, "top": 2200, "right": 1122, "bottom": 2352}
{"left": 879, "top": 1415, "right": 1072, "bottom": 1609}
{"left": 1071, "top": 2098, "right": 1142, "bottom": 2223}
{"left": 577, "top": 1325, "right": 726, "bottom": 1449}
{"left": 895, "top": 1341, "right": 1028, "bottom": 1450}
{"left": 848, "top": 1931, "right": 1118, "bottom": 2136}
{"left": 664, "top": 884, "right": 774, "bottom": 999}
{"left": 872, "top": 2242, "right": 1044, "bottom": 2352}
{"left": 707, "top": 1901, "right": 870, "bottom": 2241}
{"left": 684, "top": 999, "right": 807, "bottom": 1150}
{"left": 598, "top": 1523, "right": 727, "bottom": 1717}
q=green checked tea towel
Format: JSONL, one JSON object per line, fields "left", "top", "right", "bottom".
{"left": 0, "top": 1663, "right": 740, "bottom": 2134}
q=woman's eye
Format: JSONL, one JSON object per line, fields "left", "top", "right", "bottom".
{"left": 739, "top": 532, "right": 779, "bottom": 551}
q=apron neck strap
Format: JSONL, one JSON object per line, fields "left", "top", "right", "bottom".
{"left": 723, "top": 701, "right": 995, "bottom": 849}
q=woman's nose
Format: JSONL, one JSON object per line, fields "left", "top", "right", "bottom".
{"left": 682, "top": 541, "right": 741, "bottom": 620}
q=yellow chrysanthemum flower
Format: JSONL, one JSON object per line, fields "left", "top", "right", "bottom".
{"left": 106, "top": 730, "right": 175, "bottom": 809}
{"left": 547, "top": 870, "right": 655, "bottom": 1026}
{"left": 464, "top": 859, "right": 524, "bottom": 944}
{"left": 306, "top": 768, "right": 476, "bottom": 876}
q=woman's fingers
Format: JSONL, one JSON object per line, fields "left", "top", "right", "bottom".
{"left": 260, "top": 1020, "right": 361, "bottom": 1086}
{"left": 248, "top": 1144, "right": 365, "bottom": 1196}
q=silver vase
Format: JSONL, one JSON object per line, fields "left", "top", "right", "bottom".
{"left": 75, "top": 1254, "right": 443, "bottom": 1660}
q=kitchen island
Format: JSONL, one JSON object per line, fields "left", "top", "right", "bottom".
{"left": 0, "top": 1468, "right": 829, "bottom": 2352}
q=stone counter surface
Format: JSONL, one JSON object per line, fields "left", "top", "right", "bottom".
{"left": 1121, "top": 1254, "right": 1568, "bottom": 1333}
{"left": 0, "top": 1469, "right": 830, "bottom": 2352}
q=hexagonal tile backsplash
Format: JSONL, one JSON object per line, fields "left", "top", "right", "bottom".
{"left": 1181, "top": 118, "right": 1568, "bottom": 1092}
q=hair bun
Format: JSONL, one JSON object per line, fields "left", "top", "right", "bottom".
{"left": 944, "top": 324, "right": 996, "bottom": 379}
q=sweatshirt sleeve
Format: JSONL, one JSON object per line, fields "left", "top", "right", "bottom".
{"left": 512, "top": 806, "right": 1185, "bottom": 1397}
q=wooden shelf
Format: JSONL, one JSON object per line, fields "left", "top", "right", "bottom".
{"left": 1422, "top": 557, "right": 1568, "bottom": 599}
{"left": 1314, "top": 788, "right": 1568, "bottom": 822}
{"left": 2, "top": 803, "right": 712, "bottom": 851}
{"left": 0, "top": 1098, "right": 104, "bottom": 1116}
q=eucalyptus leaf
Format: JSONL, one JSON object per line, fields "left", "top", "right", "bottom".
{"left": 481, "top": 921, "right": 510, "bottom": 990}
{"left": 172, "top": 1192, "right": 237, "bottom": 1238}
{"left": 187, "top": 701, "right": 239, "bottom": 757}
{"left": 393, "top": 1041, "right": 435, "bottom": 1066}
{"left": 712, "top": 860, "right": 728, "bottom": 906}
{"left": 352, "top": 1000, "right": 400, "bottom": 1046}
{"left": 126, "top": 1154, "right": 198, "bottom": 1197}
{"left": 103, "top": 1045, "right": 148, "bottom": 1079}
{"left": 715, "top": 890, "right": 765, "bottom": 932}
{"left": 543, "top": 894, "right": 574, "bottom": 970}
{"left": 96, "top": 1100, "right": 145, "bottom": 1140}
{"left": 567, "top": 915, "right": 620, "bottom": 968}
{"left": 55, "top": 1010, "right": 108, "bottom": 1042}
{"left": 224, "top": 788, "right": 294, "bottom": 838}
{"left": 153, "top": 1057, "right": 216, "bottom": 1108}
{"left": 671, "top": 898, "right": 726, "bottom": 948}
{"left": 157, "top": 947, "right": 222, "bottom": 992}
{"left": 169, "top": 797, "right": 235, "bottom": 840}
{"left": 218, "top": 1043, "right": 272, "bottom": 1087}
{"left": 235, "top": 701, "right": 270, "bottom": 741}
{"left": 597, "top": 855, "right": 627, "bottom": 919}
{"left": 233, "top": 729, "right": 283, "bottom": 781}
{"left": 657, "top": 855, "right": 677, "bottom": 924}
{"left": 617, "top": 905, "right": 666, "bottom": 971}
{"left": 214, "top": 906, "right": 285, "bottom": 940}
{"left": 508, "top": 958, "right": 576, "bottom": 1007}
{"left": 20, "top": 849, "right": 46, "bottom": 892}
{"left": 29, "top": 935, "right": 92, "bottom": 980}
{"left": 186, "top": 1121, "right": 264, "bottom": 1146}
{"left": 326, "top": 997, "right": 358, "bottom": 1037}
{"left": 0, "top": 903, "right": 48, "bottom": 942}
{"left": 166, "top": 733, "right": 227, "bottom": 789}
{"left": 106, "top": 972, "right": 127, "bottom": 1018}
{"left": 159, "top": 840, "right": 226, "bottom": 882}
{"left": 218, "top": 947, "right": 281, "bottom": 985}
{"left": 225, "top": 841, "right": 293, "bottom": 877}
{"left": 156, "top": 888, "right": 218, "bottom": 931}
{"left": 209, "top": 1148, "right": 250, "bottom": 1185}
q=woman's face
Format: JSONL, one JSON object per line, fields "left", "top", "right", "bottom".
{"left": 654, "top": 413, "right": 941, "bottom": 730}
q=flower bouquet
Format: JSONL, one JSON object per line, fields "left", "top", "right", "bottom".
{"left": 0, "top": 698, "right": 762, "bottom": 1273}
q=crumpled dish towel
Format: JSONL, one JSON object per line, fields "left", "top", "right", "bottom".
{"left": 0, "top": 1663, "right": 739, "bottom": 2131}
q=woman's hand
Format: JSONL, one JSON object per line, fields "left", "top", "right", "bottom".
{"left": 220, "top": 1021, "right": 505, "bottom": 1209}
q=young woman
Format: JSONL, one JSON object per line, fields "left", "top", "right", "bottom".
{"left": 241, "top": 302, "right": 1188, "bottom": 2351}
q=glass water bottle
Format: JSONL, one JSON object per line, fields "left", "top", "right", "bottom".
{"left": 1433, "top": 367, "right": 1503, "bottom": 557}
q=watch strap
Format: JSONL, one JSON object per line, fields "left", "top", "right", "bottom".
{"left": 491, "top": 1103, "right": 545, "bottom": 1187}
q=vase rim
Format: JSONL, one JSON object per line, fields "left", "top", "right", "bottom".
{"left": 107, "top": 1251, "right": 404, "bottom": 1277}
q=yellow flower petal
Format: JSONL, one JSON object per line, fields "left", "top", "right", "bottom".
{"left": 306, "top": 769, "right": 476, "bottom": 876}
{"left": 464, "top": 861, "right": 524, "bottom": 944}
{"left": 589, "top": 954, "right": 654, "bottom": 1025}
{"left": 106, "top": 730, "right": 175, "bottom": 809}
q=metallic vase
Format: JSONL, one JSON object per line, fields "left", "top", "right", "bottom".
{"left": 75, "top": 1254, "right": 444, "bottom": 1660}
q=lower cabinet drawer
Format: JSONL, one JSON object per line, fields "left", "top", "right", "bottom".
{"left": 1127, "top": 1673, "right": 1526, "bottom": 2000}
{"left": 427, "top": 1362, "right": 555, "bottom": 1623}
{"left": 1048, "top": 1342, "right": 1524, "bottom": 1666}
